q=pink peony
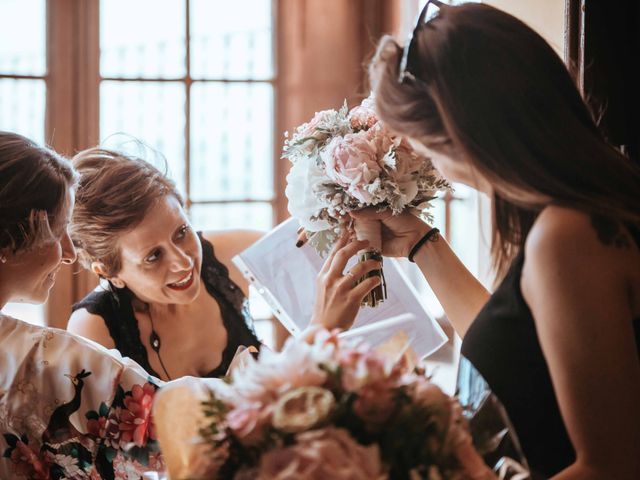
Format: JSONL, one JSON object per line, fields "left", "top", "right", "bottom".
{"left": 392, "top": 139, "right": 426, "bottom": 177}
{"left": 255, "top": 427, "right": 387, "bottom": 480}
{"left": 230, "top": 335, "right": 335, "bottom": 405}
{"left": 322, "top": 132, "right": 382, "bottom": 203}
{"left": 119, "top": 382, "right": 157, "bottom": 447}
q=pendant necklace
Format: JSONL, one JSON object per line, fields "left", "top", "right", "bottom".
{"left": 147, "top": 308, "right": 172, "bottom": 380}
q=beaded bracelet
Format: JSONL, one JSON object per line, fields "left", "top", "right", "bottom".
{"left": 408, "top": 227, "right": 440, "bottom": 263}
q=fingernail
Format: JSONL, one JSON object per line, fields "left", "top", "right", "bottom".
{"left": 296, "top": 240, "right": 303, "bottom": 248}
{"left": 296, "top": 226, "right": 303, "bottom": 233}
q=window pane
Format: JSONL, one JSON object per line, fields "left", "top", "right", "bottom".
{"left": 0, "top": 79, "right": 46, "bottom": 144}
{"left": 100, "top": 81, "right": 186, "bottom": 194}
{"left": 0, "top": 0, "right": 46, "bottom": 75}
{"left": 189, "top": 202, "right": 273, "bottom": 231}
{"left": 0, "top": 83, "right": 45, "bottom": 326}
{"left": 100, "top": 0, "right": 186, "bottom": 78}
{"left": 191, "top": 0, "right": 272, "bottom": 80}
{"left": 449, "top": 191, "right": 481, "bottom": 276}
{"left": 190, "top": 82, "right": 273, "bottom": 201}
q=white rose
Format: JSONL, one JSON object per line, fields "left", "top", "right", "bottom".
{"left": 285, "top": 156, "right": 332, "bottom": 232}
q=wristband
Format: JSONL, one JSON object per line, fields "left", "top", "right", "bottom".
{"left": 408, "top": 227, "right": 440, "bottom": 263}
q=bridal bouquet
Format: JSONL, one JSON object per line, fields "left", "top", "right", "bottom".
{"left": 154, "top": 331, "right": 496, "bottom": 480}
{"left": 283, "top": 94, "right": 450, "bottom": 306}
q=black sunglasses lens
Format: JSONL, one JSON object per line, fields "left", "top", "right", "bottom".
{"left": 399, "top": 1, "right": 442, "bottom": 83}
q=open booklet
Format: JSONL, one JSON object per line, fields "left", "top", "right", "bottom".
{"left": 232, "top": 217, "right": 447, "bottom": 358}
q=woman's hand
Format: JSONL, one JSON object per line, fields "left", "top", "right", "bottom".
{"left": 350, "top": 209, "right": 432, "bottom": 258}
{"left": 309, "top": 233, "right": 381, "bottom": 331}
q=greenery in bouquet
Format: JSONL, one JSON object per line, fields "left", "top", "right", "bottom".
{"left": 199, "top": 330, "right": 494, "bottom": 479}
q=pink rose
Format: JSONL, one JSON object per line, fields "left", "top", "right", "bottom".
{"left": 366, "top": 122, "right": 395, "bottom": 154}
{"left": 227, "top": 402, "right": 273, "bottom": 446}
{"left": 321, "top": 132, "right": 382, "bottom": 203}
{"left": 349, "top": 104, "right": 378, "bottom": 130}
{"left": 298, "top": 109, "right": 334, "bottom": 139}
{"left": 255, "top": 427, "right": 387, "bottom": 480}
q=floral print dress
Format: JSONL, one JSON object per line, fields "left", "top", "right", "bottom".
{"left": 0, "top": 313, "right": 165, "bottom": 479}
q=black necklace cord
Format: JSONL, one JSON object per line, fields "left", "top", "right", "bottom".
{"left": 147, "top": 307, "right": 172, "bottom": 380}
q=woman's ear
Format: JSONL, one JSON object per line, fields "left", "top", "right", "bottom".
{"left": 90, "top": 261, "right": 106, "bottom": 277}
{"left": 91, "top": 261, "right": 125, "bottom": 289}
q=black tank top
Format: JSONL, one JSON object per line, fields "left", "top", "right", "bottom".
{"left": 72, "top": 233, "right": 261, "bottom": 379}
{"left": 461, "top": 225, "right": 640, "bottom": 477}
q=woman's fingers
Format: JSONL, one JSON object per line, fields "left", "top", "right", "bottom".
{"left": 320, "top": 233, "right": 350, "bottom": 274}
{"left": 341, "top": 259, "right": 381, "bottom": 283}
{"left": 326, "top": 239, "right": 369, "bottom": 278}
{"left": 350, "top": 276, "right": 382, "bottom": 302}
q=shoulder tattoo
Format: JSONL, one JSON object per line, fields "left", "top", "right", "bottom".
{"left": 590, "top": 214, "right": 631, "bottom": 249}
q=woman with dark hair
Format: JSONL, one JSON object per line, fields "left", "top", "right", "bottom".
{"left": 0, "top": 131, "right": 164, "bottom": 478}
{"left": 67, "top": 147, "right": 379, "bottom": 381}
{"left": 359, "top": 2, "right": 640, "bottom": 478}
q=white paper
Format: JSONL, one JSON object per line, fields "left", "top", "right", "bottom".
{"left": 232, "top": 217, "right": 447, "bottom": 358}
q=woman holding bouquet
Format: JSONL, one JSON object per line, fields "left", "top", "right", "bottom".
{"left": 353, "top": 2, "right": 640, "bottom": 479}
{"left": 67, "top": 147, "right": 379, "bottom": 381}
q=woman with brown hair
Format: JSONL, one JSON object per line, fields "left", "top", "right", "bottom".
{"left": 356, "top": 2, "right": 640, "bottom": 478}
{"left": 0, "top": 132, "right": 164, "bottom": 478}
{"left": 67, "top": 147, "right": 379, "bottom": 381}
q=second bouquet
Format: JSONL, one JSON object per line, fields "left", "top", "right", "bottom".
{"left": 283, "top": 94, "right": 450, "bottom": 307}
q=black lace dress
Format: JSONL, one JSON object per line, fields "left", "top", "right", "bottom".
{"left": 72, "top": 233, "right": 261, "bottom": 378}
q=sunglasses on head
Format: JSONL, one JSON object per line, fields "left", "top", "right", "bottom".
{"left": 397, "top": 0, "right": 444, "bottom": 84}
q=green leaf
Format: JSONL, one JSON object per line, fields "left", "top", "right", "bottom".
{"left": 99, "top": 402, "right": 110, "bottom": 417}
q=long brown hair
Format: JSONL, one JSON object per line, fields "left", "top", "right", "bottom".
{"left": 370, "top": 3, "right": 640, "bottom": 280}
{"left": 0, "top": 131, "right": 78, "bottom": 253}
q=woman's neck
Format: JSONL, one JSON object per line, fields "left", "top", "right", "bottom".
{"left": 131, "top": 293, "right": 200, "bottom": 323}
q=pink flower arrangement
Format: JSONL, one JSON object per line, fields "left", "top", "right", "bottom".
{"left": 283, "top": 94, "right": 450, "bottom": 306}
{"left": 185, "top": 330, "right": 496, "bottom": 479}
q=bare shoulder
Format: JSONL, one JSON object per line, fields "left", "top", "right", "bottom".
{"left": 67, "top": 309, "right": 116, "bottom": 349}
{"left": 524, "top": 206, "right": 638, "bottom": 269}
{"left": 522, "top": 206, "right": 640, "bottom": 319}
